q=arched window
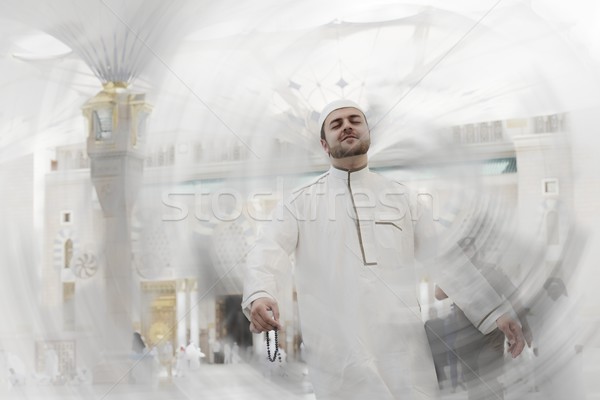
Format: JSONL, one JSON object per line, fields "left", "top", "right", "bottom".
{"left": 64, "top": 239, "right": 73, "bottom": 269}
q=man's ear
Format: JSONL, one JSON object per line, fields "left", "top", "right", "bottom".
{"left": 320, "top": 138, "right": 330, "bottom": 155}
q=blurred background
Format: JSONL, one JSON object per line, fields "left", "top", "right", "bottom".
{"left": 0, "top": 0, "right": 598, "bottom": 398}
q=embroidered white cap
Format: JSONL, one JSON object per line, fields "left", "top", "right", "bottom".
{"left": 318, "top": 99, "right": 365, "bottom": 132}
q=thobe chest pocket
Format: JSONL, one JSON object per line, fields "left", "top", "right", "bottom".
{"left": 374, "top": 219, "right": 404, "bottom": 248}
{"left": 373, "top": 215, "right": 414, "bottom": 268}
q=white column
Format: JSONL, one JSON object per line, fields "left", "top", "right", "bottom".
{"left": 176, "top": 280, "right": 187, "bottom": 348}
{"left": 189, "top": 279, "right": 199, "bottom": 345}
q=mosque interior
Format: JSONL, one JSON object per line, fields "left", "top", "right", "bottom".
{"left": 0, "top": 1, "right": 599, "bottom": 399}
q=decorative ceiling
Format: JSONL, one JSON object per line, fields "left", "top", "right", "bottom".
{"left": 0, "top": 0, "right": 598, "bottom": 163}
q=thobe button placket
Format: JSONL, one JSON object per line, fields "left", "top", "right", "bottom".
{"left": 356, "top": 210, "right": 377, "bottom": 265}
{"left": 347, "top": 173, "right": 377, "bottom": 266}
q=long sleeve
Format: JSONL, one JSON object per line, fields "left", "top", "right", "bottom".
{"left": 429, "top": 248, "right": 512, "bottom": 333}
{"left": 241, "top": 200, "right": 299, "bottom": 320}
{"left": 413, "top": 197, "right": 512, "bottom": 334}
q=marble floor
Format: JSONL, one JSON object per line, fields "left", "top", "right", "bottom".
{"left": 0, "top": 361, "right": 315, "bottom": 400}
{"left": 1, "top": 352, "right": 598, "bottom": 400}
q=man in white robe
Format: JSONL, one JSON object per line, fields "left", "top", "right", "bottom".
{"left": 242, "top": 99, "right": 525, "bottom": 400}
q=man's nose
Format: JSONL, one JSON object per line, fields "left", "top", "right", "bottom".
{"left": 341, "top": 119, "right": 352, "bottom": 131}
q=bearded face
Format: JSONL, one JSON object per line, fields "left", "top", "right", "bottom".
{"left": 320, "top": 107, "right": 370, "bottom": 159}
{"left": 326, "top": 136, "right": 370, "bottom": 158}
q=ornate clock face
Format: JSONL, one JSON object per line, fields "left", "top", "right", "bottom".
{"left": 72, "top": 252, "right": 98, "bottom": 279}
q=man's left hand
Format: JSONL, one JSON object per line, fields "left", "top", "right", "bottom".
{"left": 496, "top": 313, "right": 526, "bottom": 358}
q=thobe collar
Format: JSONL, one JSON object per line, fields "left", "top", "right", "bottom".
{"left": 329, "top": 164, "right": 370, "bottom": 181}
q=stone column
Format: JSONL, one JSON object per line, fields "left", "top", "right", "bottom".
{"left": 176, "top": 280, "right": 187, "bottom": 349}
{"left": 82, "top": 83, "right": 151, "bottom": 382}
{"left": 189, "top": 279, "right": 199, "bottom": 347}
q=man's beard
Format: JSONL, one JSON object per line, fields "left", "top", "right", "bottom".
{"left": 327, "top": 137, "right": 370, "bottom": 159}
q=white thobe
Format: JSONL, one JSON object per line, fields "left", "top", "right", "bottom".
{"left": 243, "top": 165, "right": 510, "bottom": 400}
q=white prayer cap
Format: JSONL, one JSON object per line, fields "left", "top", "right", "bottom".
{"left": 318, "top": 99, "right": 365, "bottom": 132}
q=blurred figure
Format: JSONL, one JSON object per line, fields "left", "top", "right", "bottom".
{"left": 131, "top": 332, "right": 146, "bottom": 356}
{"left": 424, "top": 308, "right": 447, "bottom": 389}
{"left": 224, "top": 342, "right": 232, "bottom": 364}
{"left": 453, "top": 304, "right": 506, "bottom": 400}
{"left": 445, "top": 304, "right": 466, "bottom": 393}
{"left": 43, "top": 346, "right": 59, "bottom": 384}
{"left": 185, "top": 341, "right": 205, "bottom": 370}
{"left": 148, "top": 346, "right": 160, "bottom": 387}
{"left": 174, "top": 346, "right": 187, "bottom": 377}
{"left": 159, "top": 340, "right": 174, "bottom": 380}
{"left": 532, "top": 277, "right": 586, "bottom": 400}
{"left": 436, "top": 237, "right": 532, "bottom": 400}
{"left": 212, "top": 339, "right": 223, "bottom": 364}
{"left": 231, "top": 342, "right": 241, "bottom": 364}
{"left": 129, "top": 332, "right": 155, "bottom": 384}
{"left": 72, "top": 367, "right": 91, "bottom": 385}
{"left": 8, "top": 368, "right": 25, "bottom": 388}
{"left": 130, "top": 331, "right": 145, "bottom": 383}
{"left": 5, "top": 353, "right": 27, "bottom": 388}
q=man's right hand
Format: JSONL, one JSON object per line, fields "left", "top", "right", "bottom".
{"left": 249, "top": 297, "right": 282, "bottom": 333}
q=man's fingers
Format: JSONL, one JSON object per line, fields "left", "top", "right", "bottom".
{"left": 497, "top": 316, "right": 526, "bottom": 358}
{"left": 254, "top": 313, "right": 274, "bottom": 332}
{"left": 515, "top": 338, "right": 525, "bottom": 357}
{"left": 271, "top": 302, "right": 280, "bottom": 322}
{"left": 249, "top": 298, "right": 283, "bottom": 333}
{"left": 253, "top": 318, "right": 267, "bottom": 332}
{"left": 249, "top": 322, "right": 260, "bottom": 334}
{"left": 252, "top": 308, "right": 281, "bottom": 332}
{"left": 258, "top": 313, "right": 277, "bottom": 331}
{"left": 257, "top": 307, "right": 282, "bottom": 331}
{"left": 507, "top": 323, "right": 525, "bottom": 358}
{"left": 509, "top": 337, "right": 525, "bottom": 358}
